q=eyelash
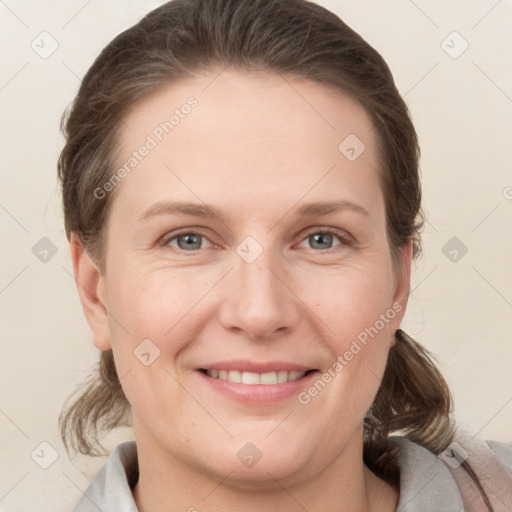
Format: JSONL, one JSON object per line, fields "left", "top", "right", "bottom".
{"left": 159, "top": 227, "right": 353, "bottom": 255}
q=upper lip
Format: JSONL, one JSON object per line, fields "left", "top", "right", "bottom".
{"left": 198, "top": 360, "right": 316, "bottom": 373}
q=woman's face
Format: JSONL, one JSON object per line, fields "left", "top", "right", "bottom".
{"left": 86, "top": 69, "right": 411, "bottom": 484}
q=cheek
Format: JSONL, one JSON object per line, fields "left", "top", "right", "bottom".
{"left": 297, "top": 265, "right": 395, "bottom": 402}
{"left": 104, "top": 268, "right": 204, "bottom": 421}
{"left": 302, "top": 263, "right": 396, "bottom": 344}
{"left": 108, "top": 265, "right": 205, "bottom": 340}
{"left": 107, "top": 249, "right": 396, "bottom": 362}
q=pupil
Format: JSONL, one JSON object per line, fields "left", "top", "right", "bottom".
{"left": 176, "top": 233, "right": 333, "bottom": 251}
{"left": 312, "top": 233, "right": 332, "bottom": 249}
{"left": 178, "top": 234, "right": 201, "bottom": 250}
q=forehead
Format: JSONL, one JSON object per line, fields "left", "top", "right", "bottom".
{"left": 111, "top": 69, "right": 382, "bottom": 222}
{"left": 118, "top": 68, "right": 377, "bottom": 152}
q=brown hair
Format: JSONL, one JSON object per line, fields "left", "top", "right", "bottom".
{"left": 58, "top": 0, "right": 454, "bottom": 481}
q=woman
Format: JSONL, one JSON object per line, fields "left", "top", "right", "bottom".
{"left": 57, "top": 0, "right": 512, "bottom": 510}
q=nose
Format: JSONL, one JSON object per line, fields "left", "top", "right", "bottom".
{"left": 217, "top": 241, "right": 303, "bottom": 342}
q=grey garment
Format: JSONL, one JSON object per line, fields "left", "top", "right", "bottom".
{"left": 73, "top": 437, "right": 512, "bottom": 511}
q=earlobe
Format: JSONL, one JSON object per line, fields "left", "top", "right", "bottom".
{"left": 69, "top": 233, "right": 112, "bottom": 351}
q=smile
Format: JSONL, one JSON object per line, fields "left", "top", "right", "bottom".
{"left": 196, "top": 360, "right": 320, "bottom": 403}
{"left": 202, "top": 369, "right": 309, "bottom": 385}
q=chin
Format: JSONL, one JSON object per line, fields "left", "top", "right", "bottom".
{"left": 188, "top": 430, "right": 319, "bottom": 487}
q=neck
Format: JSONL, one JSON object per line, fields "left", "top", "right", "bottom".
{"left": 132, "top": 429, "right": 399, "bottom": 512}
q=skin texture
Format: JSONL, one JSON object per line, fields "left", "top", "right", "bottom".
{"left": 71, "top": 69, "right": 412, "bottom": 511}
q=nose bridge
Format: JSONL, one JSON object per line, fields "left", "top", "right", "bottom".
{"left": 218, "top": 234, "right": 301, "bottom": 340}
{"left": 238, "top": 241, "right": 279, "bottom": 299}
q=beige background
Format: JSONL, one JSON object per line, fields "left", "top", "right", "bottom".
{"left": 1, "top": 0, "right": 511, "bottom": 510}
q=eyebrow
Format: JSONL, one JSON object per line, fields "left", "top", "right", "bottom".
{"left": 296, "top": 200, "right": 369, "bottom": 217}
{"left": 138, "top": 199, "right": 370, "bottom": 222}
{"left": 139, "top": 201, "right": 226, "bottom": 222}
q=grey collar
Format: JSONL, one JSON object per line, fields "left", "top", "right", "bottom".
{"left": 73, "top": 438, "right": 466, "bottom": 511}
{"left": 390, "top": 437, "right": 464, "bottom": 511}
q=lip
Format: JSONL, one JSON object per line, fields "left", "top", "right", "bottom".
{"left": 196, "top": 362, "right": 320, "bottom": 404}
{"left": 198, "top": 360, "right": 314, "bottom": 373}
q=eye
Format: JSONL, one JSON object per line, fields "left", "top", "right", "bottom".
{"left": 297, "top": 228, "right": 352, "bottom": 252}
{"left": 161, "top": 231, "right": 214, "bottom": 252}
{"left": 159, "top": 227, "right": 352, "bottom": 254}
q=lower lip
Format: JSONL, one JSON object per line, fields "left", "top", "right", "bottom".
{"left": 196, "top": 370, "right": 320, "bottom": 404}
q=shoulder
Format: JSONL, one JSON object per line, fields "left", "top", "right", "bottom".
{"left": 388, "top": 434, "right": 512, "bottom": 511}
{"left": 72, "top": 441, "right": 139, "bottom": 512}
{"left": 72, "top": 437, "right": 512, "bottom": 511}
{"left": 388, "top": 436, "right": 465, "bottom": 511}
{"left": 485, "top": 439, "right": 512, "bottom": 473}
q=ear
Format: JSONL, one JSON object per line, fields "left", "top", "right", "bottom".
{"left": 389, "top": 239, "right": 413, "bottom": 339}
{"left": 69, "top": 233, "right": 111, "bottom": 351}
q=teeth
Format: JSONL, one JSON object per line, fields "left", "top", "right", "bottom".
{"left": 205, "top": 369, "right": 307, "bottom": 384}
{"left": 260, "top": 371, "right": 277, "bottom": 385}
{"left": 277, "top": 370, "right": 288, "bottom": 383}
{"left": 242, "top": 371, "right": 260, "bottom": 384}
{"left": 228, "top": 370, "right": 242, "bottom": 383}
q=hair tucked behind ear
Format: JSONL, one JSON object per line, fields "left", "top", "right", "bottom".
{"left": 363, "top": 328, "right": 455, "bottom": 484}
{"left": 59, "top": 350, "right": 131, "bottom": 456}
